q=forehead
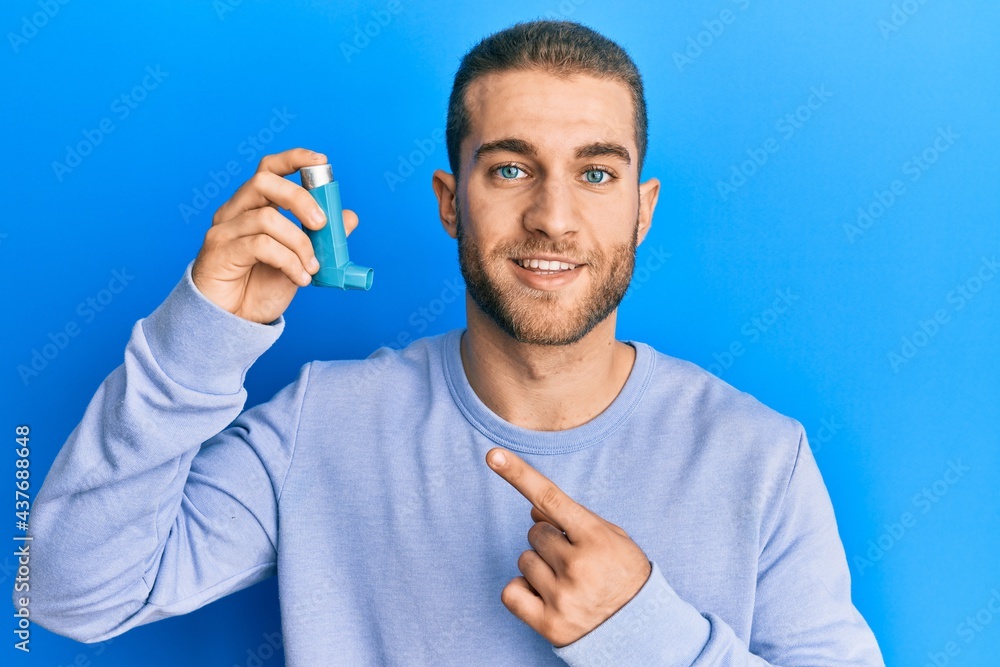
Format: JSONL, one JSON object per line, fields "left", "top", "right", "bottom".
{"left": 463, "top": 69, "right": 635, "bottom": 154}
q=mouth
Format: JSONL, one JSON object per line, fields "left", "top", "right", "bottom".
{"left": 509, "top": 257, "right": 586, "bottom": 290}
{"left": 511, "top": 257, "right": 583, "bottom": 274}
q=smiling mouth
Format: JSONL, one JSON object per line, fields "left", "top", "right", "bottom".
{"left": 512, "top": 258, "right": 583, "bottom": 274}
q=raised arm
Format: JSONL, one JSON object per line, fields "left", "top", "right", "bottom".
{"left": 20, "top": 148, "right": 361, "bottom": 642}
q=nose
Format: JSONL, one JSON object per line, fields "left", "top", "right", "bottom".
{"left": 521, "top": 174, "right": 579, "bottom": 239}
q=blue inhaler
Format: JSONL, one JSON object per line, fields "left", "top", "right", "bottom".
{"left": 298, "top": 164, "right": 373, "bottom": 290}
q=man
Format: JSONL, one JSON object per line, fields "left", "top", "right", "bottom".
{"left": 22, "top": 19, "right": 884, "bottom": 666}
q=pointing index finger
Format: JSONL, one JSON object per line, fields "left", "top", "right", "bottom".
{"left": 487, "top": 447, "right": 596, "bottom": 543}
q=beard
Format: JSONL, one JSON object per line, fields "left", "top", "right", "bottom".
{"left": 456, "top": 206, "right": 638, "bottom": 346}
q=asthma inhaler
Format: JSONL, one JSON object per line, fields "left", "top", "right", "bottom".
{"left": 298, "top": 164, "right": 373, "bottom": 290}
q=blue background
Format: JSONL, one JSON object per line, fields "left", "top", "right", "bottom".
{"left": 3, "top": 1, "right": 998, "bottom": 665}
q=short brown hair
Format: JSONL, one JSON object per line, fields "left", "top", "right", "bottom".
{"left": 445, "top": 20, "right": 648, "bottom": 181}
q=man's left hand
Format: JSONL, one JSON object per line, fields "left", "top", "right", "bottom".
{"left": 486, "top": 446, "right": 653, "bottom": 648}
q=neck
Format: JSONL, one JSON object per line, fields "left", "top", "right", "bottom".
{"left": 459, "top": 295, "right": 636, "bottom": 431}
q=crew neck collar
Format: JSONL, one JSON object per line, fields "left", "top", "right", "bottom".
{"left": 441, "top": 328, "right": 654, "bottom": 455}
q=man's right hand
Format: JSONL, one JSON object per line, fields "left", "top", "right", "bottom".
{"left": 191, "top": 148, "right": 360, "bottom": 324}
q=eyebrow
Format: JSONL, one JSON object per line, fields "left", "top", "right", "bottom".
{"left": 473, "top": 138, "right": 631, "bottom": 166}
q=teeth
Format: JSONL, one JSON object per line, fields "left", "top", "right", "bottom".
{"left": 515, "top": 258, "right": 578, "bottom": 271}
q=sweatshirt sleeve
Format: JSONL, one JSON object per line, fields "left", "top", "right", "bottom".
{"left": 18, "top": 261, "right": 309, "bottom": 644}
{"left": 551, "top": 428, "right": 886, "bottom": 667}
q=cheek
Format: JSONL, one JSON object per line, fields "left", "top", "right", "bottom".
{"left": 459, "top": 192, "right": 508, "bottom": 232}
{"left": 466, "top": 194, "right": 516, "bottom": 232}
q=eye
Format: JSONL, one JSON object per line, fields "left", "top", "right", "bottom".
{"left": 584, "top": 168, "right": 612, "bottom": 184}
{"left": 496, "top": 164, "right": 524, "bottom": 180}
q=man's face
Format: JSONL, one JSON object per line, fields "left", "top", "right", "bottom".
{"left": 439, "top": 69, "right": 655, "bottom": 346}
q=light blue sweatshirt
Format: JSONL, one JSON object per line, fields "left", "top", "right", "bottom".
{"left": 22, "top": 262, "right": 885, "bottom": 666}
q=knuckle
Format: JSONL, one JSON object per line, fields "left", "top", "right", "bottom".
{"left": 548, "top": 588, "right": 570, "bottom": 612}
{"left": 588, "top": 530, "right": 611, "bottom": 550}
{"left": 202, "top": 225, "right": 219, "bottom": 248}
{"left": 540, "top": 486, "right": 562, "bottom": 511}
{"left": 238, "top": 208, "right": 262, "bottom": 231}
{"left": 562, "top": 557, "right": 585, "bottom": 581}
{"left": 251, "top": 233, "right": 270, "bottom": 253}
{"left": 204, "top": 224, "right": 232, "bottom": 253}
{"left": 255, "top": 205, "right": 280, "bottom": 227}
{"left": 249, "top": 171, "right": 269, "bottom": 189}
{"left": 256, "top": 154, "right": 276, "bottom": 174}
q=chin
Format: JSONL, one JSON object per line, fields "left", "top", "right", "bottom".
{"left": 498, "top": 301, "right": 602, "bottom": 346}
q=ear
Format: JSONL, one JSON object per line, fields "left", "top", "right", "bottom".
{"left": 432, "top": 169, "right": 459, "bottom": 239}
{"left": 637, "top": 176, "right": 660, "bottom": 247}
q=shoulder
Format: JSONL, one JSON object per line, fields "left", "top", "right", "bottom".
{"left": 304, "top": 330, "right": 450, "bottom": 392}
{"left": 637, "top": 341, "right": 805, "bottom": 469}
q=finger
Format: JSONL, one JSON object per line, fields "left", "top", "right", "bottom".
{"left": 530, "top": 505, "right": 558, "bottom": 527}
{"left": 526, "top": 521, "right": 570, "bottom": 572}
{"left": 534, "top": 504, "right": 625, "bottom": 538}
{"left": 487, "top": 448, "right": 597, "bottom": 543}
{"left": 215, "top": 170, "right": 328, "bottom": 231}
{"left": 219, "top": 207, "right": 319, "bottom": 275}
{"left": 500, "top": 576, "right": 545, "bottom": 629}
{"left": 342, "top": 208, "right": 359, "bottom": 237}
{"left": 227, "top": 233, "right": 312, "bottom": 287}
{"left": 256, "top": 147, "right": 327, "bottom": 176}
{"left": 517, "top": 549, "right": 557, "bottom": 599}
{"left": 212, "top": 148, "right": 327, "bottom": 225}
